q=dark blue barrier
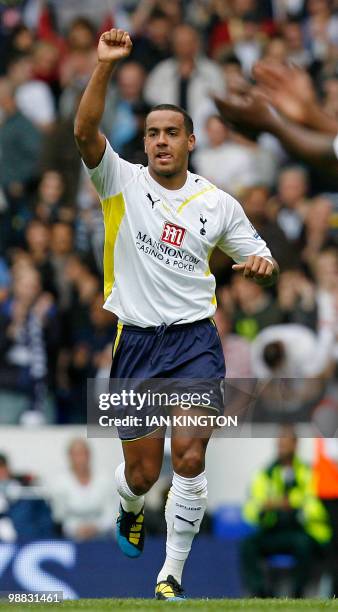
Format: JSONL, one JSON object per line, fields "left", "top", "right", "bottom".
{"left": 0, "top": 537, "right": 243, "bottom": 598}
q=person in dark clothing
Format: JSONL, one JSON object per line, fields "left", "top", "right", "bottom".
{"left": 241, "top": 426, "right": 331, "bottom": 597}
{"left": 242, "top": 185, "right": 299, "bottom": 272}
{"left": 120, "top": 101, "right": 151, "bottom": 166}
{"left": 0, "top": 265, "right": 59, "bottom": 415}
{"left": 0, "top": 78, "right": 42, "bottom": 249}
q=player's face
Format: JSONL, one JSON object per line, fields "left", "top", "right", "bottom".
{"left": 144, "top": 110, "right": 195, "bottom": 178}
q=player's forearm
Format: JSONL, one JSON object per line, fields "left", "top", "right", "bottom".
{"left": 74, "top": 62, "right": 116, "bottom": 141}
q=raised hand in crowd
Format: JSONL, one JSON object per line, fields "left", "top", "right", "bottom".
{"left": 253, "top": 61, "right": 338, "bottom": 134}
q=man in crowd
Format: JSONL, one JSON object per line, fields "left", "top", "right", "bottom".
{"left": 241, "top": 426, "right": 332, "bottom": 597}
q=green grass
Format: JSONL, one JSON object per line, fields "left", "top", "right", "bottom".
{"left": 0, "top": 599, "right": 337, "bottom": 612}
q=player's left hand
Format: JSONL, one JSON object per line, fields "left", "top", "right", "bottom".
{"left": 232, "top": 255, "right": 276, "bottom": 284}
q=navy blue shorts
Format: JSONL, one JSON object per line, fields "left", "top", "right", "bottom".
{"left": 109, "top": 318, "right": 225, "bottom": 441}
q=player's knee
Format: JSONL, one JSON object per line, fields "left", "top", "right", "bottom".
{"left": 172, "top": 448, "right": 204, "bottom": 478}
{"left": 126, "top": 462, "right": 160, "bottom": 494}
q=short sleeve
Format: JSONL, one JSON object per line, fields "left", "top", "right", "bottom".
{"left": 83, "top": 139, "right": 140, "bottom": 200}
{"left": 217, "top": 192, "right": 272, "bottom": 263}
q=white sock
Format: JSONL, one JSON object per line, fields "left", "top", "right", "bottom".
{"left": 115, "top": 462, "right": 144, "bottom": 514}
{"left": 157, "top": 471, "right": 207, "bottom": 585}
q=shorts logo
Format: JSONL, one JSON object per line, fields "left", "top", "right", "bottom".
{"left": 161, "top": 222, "right": 186, "bottom": 247}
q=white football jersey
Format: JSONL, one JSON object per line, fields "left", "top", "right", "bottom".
{"left": 84, "top": 140, "right": 272, "bottom": 327}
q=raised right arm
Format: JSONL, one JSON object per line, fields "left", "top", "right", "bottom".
{"left": 74, "top": 29, "right": 132, "bottom": 169}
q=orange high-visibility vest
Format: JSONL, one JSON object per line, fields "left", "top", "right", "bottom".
{"left": 314, "top": 438, "right": 338, "bottom": 499}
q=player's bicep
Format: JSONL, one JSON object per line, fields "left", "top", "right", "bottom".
{"left": 75, "top": 129, "right": 106, "bottom": 170}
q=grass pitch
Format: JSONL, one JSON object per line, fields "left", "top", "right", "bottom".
{"left": 0, "top": 599, "right": 337, "bottom": 611}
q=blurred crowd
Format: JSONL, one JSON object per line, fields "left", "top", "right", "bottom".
{"left": 0, "top": 0, "right": 338, "bottom": 423}
{"left": 0, "top": 439, "right": 116, "bottom": 541}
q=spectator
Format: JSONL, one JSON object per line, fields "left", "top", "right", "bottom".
{"left": 0, "top": 77, "right": 42, "bottom": 192}
{"left": 0, "top": 452, "right": 55, "bottom": 539}
{"left": 58, "top": 260, "right": 101, "bottom": 423}
{"left": 6, "top": 52, "right": 55, "bottom": 131}
{"left": 260, "top": 35, "right": 288, "bottom": 63}
{"left": 50, "top": 438, "right": 115, "bottom": 540}
{"left": 50, "top": 222, "right": 75, "bottom": 310}
{"left": 219, "top": 55, "right": 248, "bottom": 96}
{"left": 242, "top": 186, "right": 296, "bottom": 271}
{"left": 24, "top": 219, "right": 57, "bottom": 296}
{"left": 251, "top": 322, "right": 335, "bottom": 378}
{"left": 0, "top": 24, "right": 35, "bottom": 74}
{"left": 32, "top": 40, "right": 61, "bottom": 101}
{"left": 301, "top": 196, "right": 333, "bottom": 267}
{"left": 119, "top": 100, "right": 151, "bottom": 166}
{"left": 102, "top": 61, "right": 147, "bottom": 153}
{"left": 131, "top": 10, "right": 172, "bottom": 72}
{"left": 207, "top": 0, "right": 271, "bottom": 63}
{"left": 310, "top": 248, "right": 338, "bottom": 344}
{"left": 277, "top": 269, "right": 318, "bottom": 330}
{"left": 0, "top": 265, "right": 59, "bottom": 422}
{"left": 193, "top": 116, "right": 276, "bottom": 196}
{"left": 303, "top": 0, "right": 338, "bottom": 61}
{"left": 281, "top": 19, "right": 312, "bottom": 67}
{"left": 144, "top": 24, "right": 225, "bottom": 143}
{"left": 230, "top": 275, "right": 283, "bottom": 340}
{"left": 230, "top": 12, "right": 264, "bottom": 77}
{"left": 59, "top": 18, "right": 97, "bottom": 94}
{"left": 272, "top": 166, "right": 310, "bottom": 247}
{"left": 241, "top": 426, "right": 332, "bottom": 597}
{"left": 39, "top": 99, "right": 82, "bottom": 205}
{"left": 34, "top": 170, "right": 69, "bottom": 223}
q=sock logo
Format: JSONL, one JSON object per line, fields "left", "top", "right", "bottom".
{"left": 176, "top": 503, "right": 202, "bottom": 511}
{"left": 175, "top": 514, "right": 200, "bottom": 527}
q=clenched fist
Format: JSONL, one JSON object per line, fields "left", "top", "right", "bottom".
{"left": 98, "top": 29, "right": 132, "bottom": 64}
